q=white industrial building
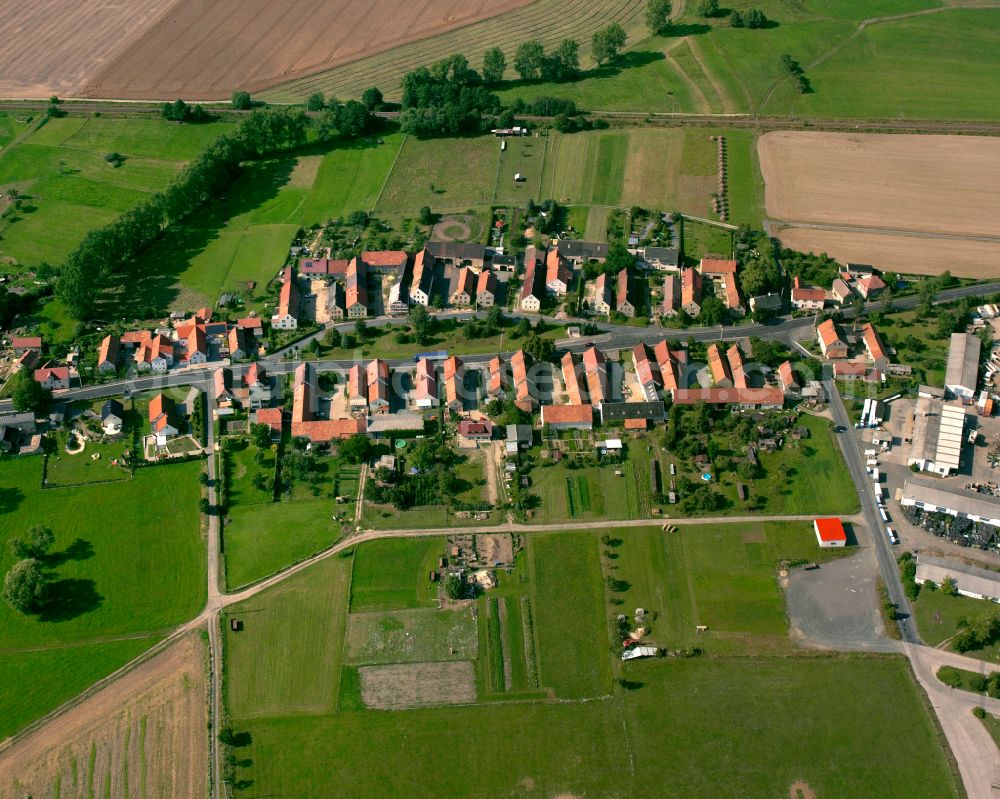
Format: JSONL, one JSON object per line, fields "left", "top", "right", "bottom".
{"left": 915, "top": 555, "right": 1000, "bottom": 602}
{"left": 906, "top": 398, "right": 969, "bottom": 476}
{"left": 944, "top": 333, "right": 980, "bottom": 400}
{"left": 901, "top": 478, "right": 1000, "bottom": 528}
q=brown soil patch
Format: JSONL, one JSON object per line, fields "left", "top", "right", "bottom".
{"left": 789, "top": 779, "right": 817, "bottom": 799}
{"left": 84, "top": 0, "right": 535, "bottom": 100}
{"left": 288, "top": 155, "right": 323, "bottom": 189}
{"left": 0, "top": 0, "right": 174, "bottom": 99}
{"left": 774, "top": 225, "right": 1000, "bottom": 278}
{"left": 0, "top": 633, "right": 207, "bottom": 798}
{"left": 359, "top": 661, "right": 476, "bottom": 709}
{"left": 760, "top": 132, "right": 1000, "bottom": 238}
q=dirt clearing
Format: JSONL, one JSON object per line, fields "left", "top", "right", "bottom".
{"left": 359, "top": 661, "right": 476, "bottom": 709}
{"left": 0, "top": 0, "right": 174, "bottom": 99}
{"left": 0, "top": 633, "right": 207, "bottom": 799}
{"left": 774, "top": 225, "right": 1000, "bottom": 278}
{"left": 760, "top": 132, "right": 1000, "bottom": 237}
{"left": 84, "top": 0, "right": 534, "bottom": 100}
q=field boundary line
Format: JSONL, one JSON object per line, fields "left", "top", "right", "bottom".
{"left": 372, "top": 132, "right": 408, "bottom": 212}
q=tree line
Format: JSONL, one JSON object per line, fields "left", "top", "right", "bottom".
{"left": 57, "top": 109, "right": 318, "bottom": 320}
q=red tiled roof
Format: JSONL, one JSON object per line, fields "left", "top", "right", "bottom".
{"left": 727, "top": 344, "right": 747, "bottom": 389}
{"left": 818, "top": 319, "right": 843, "bottom": 349}
{"left": 477, "top": 269, "right": 497, "bottom": 297}
{"left": 699, "top": 258, "right": 737, "bottom": 276}
{"left": 12, "top": 336, "right": 42, "bottom": 349}
{"left": 861, "top": 323, "right": 888, "bottom": 363}
{"left": 624, "top": 418, "right": 649, "bottom": 430}
{"left": 541, "top": 403, "right": 594, "bottom": 425}
{"left": 561, "top": 351, "right": 584, "bottom": 406}
{"left": 98, "top": 335, "right": 120, "bottom": 365}
{"left": 121, "top": 330, "right": 151, "bottom": 344}
{"left": 361, "top": 250, "right": 407, "bottom": 268}
{"left": 255, "top": 407, "right": 283, "bottom": 433}
{"left": 292, "top": 417, "right": 366, "bottom": 442}
{"left": 777, "top": 360, "right": 797, "bottom": 391}
{"left": 35, "top": 366, "right": 69, "bottom": 382}
{"left": 672, "top": 387, "right": 784, "bottom": 407}
{"left": 707, "top": 343, "right": 732, "bottom": 386}
{"left": 237, "top": 316, "right": 263, "bottom": 330}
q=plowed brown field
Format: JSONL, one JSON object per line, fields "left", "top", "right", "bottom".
{"left": 0, "top": 0, "right": 174, "bottom": 99}
{"left": 760, "top": 132, "right": 1000, "bottom": 276}
{"left": 0, "top": 633, "right": 207, "bottom": 799}
{"left": 83, "top": 0, "right": 534, "bottom": 100}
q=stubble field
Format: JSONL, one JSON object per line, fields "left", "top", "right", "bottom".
{"left": 84, "top": 0, "right": 534, "bottom": 100}
{"left": 760, "top": 131, "right": 1000, "bottom": 276}
{"left": 0, "top": 633, "right": 207, "bottom": 799}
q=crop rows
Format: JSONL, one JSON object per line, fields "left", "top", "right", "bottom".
{"left": 259, "top": 0, "right": 648, "bottom": 102}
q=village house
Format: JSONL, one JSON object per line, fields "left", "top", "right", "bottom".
{"left": 662, "top": 273, "right": 681, "bottom": 318}
{"left": 476, "top": 269, "right": 497, "bottom": 307}
{"left": 236, "top": 316, "right": 264, "bottom": 338}
{"left": 861, "top": 322, "right": 890, "bottom": 370}
{"left": 361, "top": 250, "right": 407, "bottom": 274}
{"left": 227, "top": 326, "right": 252, "bottom": 361}
{"left": 592, "top": 272, "right": 613, "bottom": 316}
{"left": 749, "top": 292, "right": 782, "bottom": 315}
{"left": 414, "top": 357, "right": 439, "bottom": 408}
{"left": 541, "top": 403, "right": 594, "bottom": 430}
{"left": 253, "top": 407, "right": 283, "bottom": 440}
{"left": 443, "top": 356, "right": 464, "bottom": 411}
{"left": 520, "top": 246, "right": 545, "bottom": 312}
{"left": 511, "top": 349, "right": 536, "bottom": 412}
{"left": 856, "top": 274, "right": 886, "bottom": 300}
{"left": 556, "top": 239, "right": 608, "bottom": 266}
{"left": 599, "top": 401, "right": 667, "bottom": 426}
{"left": 583, "top": 345, "right": 609, "bottom": 406}
{"left": 654, "top": 340, "right": 681, "bottom": 392}
{"left": 561, "top": 351, "right": 585, "bottom": 405}
{"left": 632, "top": 343, "right": 661, "bottom": 401}
{"left": 681, "top": 267, "right": 702, "bottom": 317}
{"left": 149, "top": 393, "right": 179, "bottom": 446}
{"left": 449, "top": 267, "right": 476, "bottom": 306}
{"left": 367, "top": 359, "right": 391, "bottom": 413}
{"left": 672, "top": 386, "right": 784, "bottom": 410}
{"left": 325, "top": 282, "right": 346, "bottom": 320}
{"left": 179, "top": 324, "right": 208, "bottom": 366}
{"left": 243, "top": 362, "right": 272, "bottom": 409}
{"left": 707, "top": 343, "right": 733, "bottom": 387}
{"left": 97, "top": 335, "right": 121, "bottom": 374}
{"left": 487, "top": 356, "right": 508, "bottom": 400}
{"left": 640, "top": 246, "right": 679, "bottom": 271}
{"left": 11, "top": 336, "right": 42, "bottom": 356}
{"left": 271, "top": 268, "right": 300, "bottom": 330}
{"left": 699, "top": 258, "right": 744, "bottom": 316}
{"left": 409, "top": 250, "right": 434, "bottom": 307}
{"left": 34, "top": 365, "right": 69, "bottom": 390}
{"left": 777, "top": 360, "right": 799, "bottom": 393}
{"left": 727, "top": 344, "right": 748, "bottom": 389}
{"left": 817, "top": 319, "right": 848, "bottom": 359}
{"left": 345, "top": 257, "right": 368, "bottom": 318}
{"left": 831, "top": 278, "right": 853, "bottom": 304}
{"left": 790, "top": 276, "right": 826, "bottom": 311}
{"left": 291, "top": 362, "right": 366, "bottom": 443}
{"left": 213, "top": 367, "right": 236, "bottom": 408}
{"left": 425, "top": 242, "right": 486, "bottom": 268}
{"left": 458, "top": 419, "right": 493, "bottom": 442}
{"left": 616, "top": 269, "right": 635, "bottom": 317}
{"left": 545, "top": 248, "right": 573, "bottom": 295}
{"left": 348, "top": 364, "right": 368, "bottom": 410}
{"left": 387, "top": 279, "right": 409, "bottom": 316}
{"left": 101, "top": 399, "right": 125, "bottom": 434}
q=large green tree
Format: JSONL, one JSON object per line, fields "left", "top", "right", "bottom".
{"left": 482, "top": 47, "right": 506, "bottom": 83}
{"left": 11, "top": 369, "right": 51, "bottom": 415}
{"left": 592, "top": 23, "right": 626, "bottom": 65}
{"left": 513, "top": 40, "right": 545, "bottom": 79}
{"left": 645, "top": 0, "right": 673, "bottom": 35}
{"left": 3, "top": 559, "right": 45, "bottom": 613}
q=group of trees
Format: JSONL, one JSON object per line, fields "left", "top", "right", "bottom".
{"left": 366, "top": 437, "right": 460, "bottom": 509}
{"left": 779, "top": 54, "right": 810, "bottom": 94}
{"left": 316, "top": 99, "right": 378, "bottom": 141}
{"left": 10, "top": 368, "right": 52, "bottom": 415}
{"left": 3, "top": 526, "right": 55, "bottom": 614}
{"left": 161, "top": 99, "right": 211, "bottom": 122}
{"left": 730, "top": 8, "right": 768, "bottom": 27}
{"left": 57, "top": 108, "right": 309, "bottom": 319}
{"left": 952, "top": 606, "right": 1000, "bottom": 653}
{"left": 399, "top": 54, "right": 503, "bottom": 136}
{"left": 512, "top": 39, "right": 580, "bottom": 81}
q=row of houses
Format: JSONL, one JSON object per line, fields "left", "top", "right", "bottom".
{"left": 661, "top": 259, "right": 745, "bottom": 319}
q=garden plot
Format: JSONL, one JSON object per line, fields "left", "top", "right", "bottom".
{"left": 359, "top": 661, "right": 476, "bottom": 710}
{"left": 344, "top": 607, "right": 478, "bottom": 665}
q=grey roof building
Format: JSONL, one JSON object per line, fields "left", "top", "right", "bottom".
{"left": 901, "top": 478, "right": 1000, "bottom": 527}
{"left": 599, "top": 401, "right": 666, "bottom": 425}
{"left": 556, "top": 240, "right": 609, "bottom": 263}
{"left": 945, "top": 332, "right": 980, "bottom": 399}
{"left": 915, "top": 554, "right": 1000, "bottom": 601}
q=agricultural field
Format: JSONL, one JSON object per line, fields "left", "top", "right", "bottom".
{"left": 344, "top": 606, "right": 479, "bottom": 665}
{"left": 0, "top": 116, "right": 232, "bottom": 270}
{"left": 0, "top": 0, "right": 173, "bottom": 98}
{"left": 0, "top": 633, "right": 207, "bottom": 799}
{"left": 225, "top": 555, "right": 351, "bottom": 718}
{"left": 348, "top": 537, "right": 445, "bottom": 612}
{"left": 258, "top": 0, "right": 650, "bottom": 102}
{"left": 236, "top": 655, "right": 960, "bottom": 798}
{"left": 121, "top": 134, "right": 403, "bottom": 314}
{"left": 760, "top": 131, "right": 1000, "bottom": 276}
{"left": 0, "top": 457, "right": 205, "bottom": 739}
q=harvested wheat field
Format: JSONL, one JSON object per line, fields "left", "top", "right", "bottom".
{"left": 0, "top": 0, "right": 174, "bottom": 99}
{"left": 760, "top": 132, "right": 1000, "bottom": 277}
{"left": 760, "top": 132, "right": 1000, "bottom": 237}
{"left": 0, "top": 633, "right": 207, "bottom": 799}
{"left": 83, "top": 0, "right": 533, "bottom": 100}
{"left": 775, "top": 225, "right": 1000, "bottom": 278}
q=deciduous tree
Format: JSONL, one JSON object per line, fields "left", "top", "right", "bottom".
{"left": 645, "top": 0, "right": 673, "bottom": 35}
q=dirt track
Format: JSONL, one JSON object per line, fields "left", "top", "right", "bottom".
{"left": 0, "top": 633, "right": 207, "bottom": 799}
{"left": 83, "top": 0, "right": 534, "bottom": 100}
{"left": 0, "top": 0, "right": 174, "bottom": 99}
